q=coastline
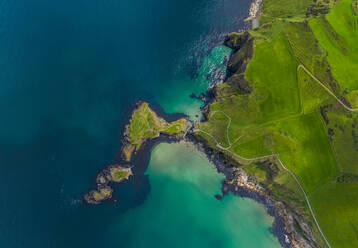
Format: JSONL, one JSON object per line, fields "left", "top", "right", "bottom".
{"left": 84, "top": 101, "right": 190, "bottom": 205}
{"left": 84, "top": 97, "right": 315, "bottom": 247}
{"left": 83, "top": 0, "right": 318, "bottom": 246}
{"left": 244, "top": 0, "right": 263, "bottom": 29}
{"left": 184, "top": 134, "right": 315, "bottom": 248}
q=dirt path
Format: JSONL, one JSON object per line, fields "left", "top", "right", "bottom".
{"left": 191, "top": 61, "right": 358, "bottom": 248}
{"left": 194, "top": 112, "right": 332, "bottom": 248}
{"left": 298, "top": 64, "right": 358, "bottom": 112}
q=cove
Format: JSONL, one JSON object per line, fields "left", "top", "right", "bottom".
{"left": 108, "top": 143, "right": 281, "bottom": 248}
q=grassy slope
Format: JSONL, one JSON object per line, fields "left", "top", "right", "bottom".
{"left": 260, "top": 0, "right": 314, "bottom": 24}
{"left": 197, "top": 0, "right": 358, "bottom": 246}
{"left": 231, "top": 134, "right": 272, "bottom": 158}
{"left": 243, "top": 161, "right": 326, "bottom": 245}
{"left": 326, "top": 109, "right": 358, "bottom": 174}
{"left": 310, "top": 182, "right": 358, "bottom": 247}
{"left": 298, "top": 68, "right": 333, "bottom": 114}
{"left": 129, "top": 103, "right": 159, "bottom": 147}
{"left": 309, "top": 0, "right": 358, "bottom": 106}
{"left": 245, "top": 33, "right": 301, "bottom": 122}
{"left": 285, "top": 21, "right": 343, "bottom": 98}
{"left": 270, "top": 112, "right": 338, "bottom": 194}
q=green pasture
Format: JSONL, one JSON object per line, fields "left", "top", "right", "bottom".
{"left": 270, "top": 113, "right": 338, "bottom": 193}
{"left": 260, "top": 0, "right": 313, "bottom": 24}
{"left": 196, "top": 1, "right": 358, "bottom": 246}
{"left": 298, "top": 67, "right": 333, "bottom": 113}
{"left": 310, "top": 182, "right": 358, "bottom": 248}
{"left": 245, "top": 33, "right": 300, "bottom": 122}
{"left": 309, "top": 0, "right": 358, "bottom": 106}
{"left": 326, "top": 108, "right": 358, "bottom": 174}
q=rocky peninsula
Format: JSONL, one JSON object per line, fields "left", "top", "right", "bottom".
{"left": 85, "top": 102, "right": 189, "bottom": 205}
{"left": 121, "top": 102, "right": 190, "bottom": 162}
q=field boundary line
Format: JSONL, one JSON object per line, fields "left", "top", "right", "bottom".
{"left": 298, "top": 64, "right": 358, "bottom": 112}
{"left": 194, "top": 111, "right": 332, "bottom": 248}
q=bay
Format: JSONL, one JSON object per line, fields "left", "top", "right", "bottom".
{"left": 107, "top": 143, "right": 281, "bottom": 248}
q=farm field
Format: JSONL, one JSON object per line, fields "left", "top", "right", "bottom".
{"left": 196, "top": 0, "right": 358, "bottom": 246}
{"left": 309, "top": 0, "right": 358, "bottom": 107}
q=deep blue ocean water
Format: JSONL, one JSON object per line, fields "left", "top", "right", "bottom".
{"left": 0, "top": 1, "right": 282, "bottom": 247}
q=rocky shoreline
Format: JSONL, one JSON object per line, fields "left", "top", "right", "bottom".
{"left": 83, "top": 0, "right": 319, "bottom": 245}
{"left": 244, "top": 0, "right": 262, "bottom": 29}
{"left": 184, "top": 133, "right": 317, "bottom": 248}
{"left": 183, "top": 31, "right": 319, "bottom": 248}
{"left": 182, "top": 20, "right": 318, "bottom": 247}
{"left": 84, "top": 101, "right": 190, "bottom": 205}
{"left": 83, "top": 95, "right": 317, "bottom": 246}
{"left": 84, "top": 164, "right": 133, "bottom": 205}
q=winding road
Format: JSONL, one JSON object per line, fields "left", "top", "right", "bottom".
{"left": 298, "top": 64, "right": 358, "bottom": 112}
{"left": 191, "top": 62, "right": 358, "bottom": 247}
{"left": 194, "top": 115, "right": 332, "bottom": 248}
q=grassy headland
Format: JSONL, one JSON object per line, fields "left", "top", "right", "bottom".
{"left": 122, "top": 102, "right": 189, "bottom": 161}
{"left": 196, "top": 0, "right": 358, "bottom": 247}
{"left": 85, "top": 102, "right": 188, "bottom": 205}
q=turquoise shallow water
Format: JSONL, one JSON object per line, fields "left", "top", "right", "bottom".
{"left": 157, "top": 45, "right": 232, "bottom": 121}
{"left": 110, "top": 143, "right": 281, "bottom": 248}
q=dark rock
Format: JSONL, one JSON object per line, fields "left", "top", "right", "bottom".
{"left": 224, "top": 31, "right": 251, "bottom": 50}
{"left": 320, "top": 105, "right": 330, "bottom": 124}
{"left": 215, "top": 194, "right": 223, "bottom": 200}
{"left": 226, "top": 73, "right": 253, "bottom": 94}
{"left": 226, "top": 35, "right": 254, "bottom": 75}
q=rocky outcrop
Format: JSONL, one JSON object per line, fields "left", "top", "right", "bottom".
{"left": 225, "top": 32, "right": 254, "bottom": 76}
{"left": 187, "top": 130, "right": 320, "bottom": 248}
{"left": 225, "top": 73, "right": 253, "bottom": 94}
{"left": 222, "top": 168, "right": 319, "bottom": 248}
{"left": 84, "top": 164, "right": 132, "bottom": 205}
{"left": 85, "top": 102, "right": 190, "bottom": 205}
{"left": 121, "top": 101, "right": 190, "bottom": 162}
{"left": 244, "top": 0, "right": 263, "bottom": 21}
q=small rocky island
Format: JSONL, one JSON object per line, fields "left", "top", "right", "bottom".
{"left": 85, "top": 165, "right": 132, "bottom": 205}
{"left": 85, "top": 102, "right": 189, "bottom": 204}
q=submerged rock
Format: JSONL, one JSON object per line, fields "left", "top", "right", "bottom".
{"left": 214, "top": 194, "right": 223, "bottom": 200}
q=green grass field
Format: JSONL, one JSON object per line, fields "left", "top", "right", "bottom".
{"left": 298, "top": 67, "right": 333, "bottom": 113}
{"left": 284, "top": 21, "right": 343, "bottom": 97}
{"left": 353, "top": 0, "right": 358, "bottom": 15}
{"left": 245, "top": 33, "right": 300, "bottom": 122}
{"left": 326, "top": 108, "right": 358, "bottom": 174}
{"left": 129, "top": 103, "right": 160, "bottom": 147}
{"left": 310, "top": 182, "right": 358, "bottom": 248}
{"left": 309, "top": 0, "right": 358, "bottom": 106}
{"left": 231, "top": 133, "right": 272, "bottom": 158}
{"left": 196, "top": 1, "right": 358, "bottom": 246}
{"left": 128, "top": 102, "right": 187, "bottom": 148}
{"left": 260, "top": 0, "right": 313, "bottom": 24}
{"left": 242, "top": 159, "right": 326, "bottom": 245}
{"left": 270, "top": 113, "right": 339, "bottom": 193}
